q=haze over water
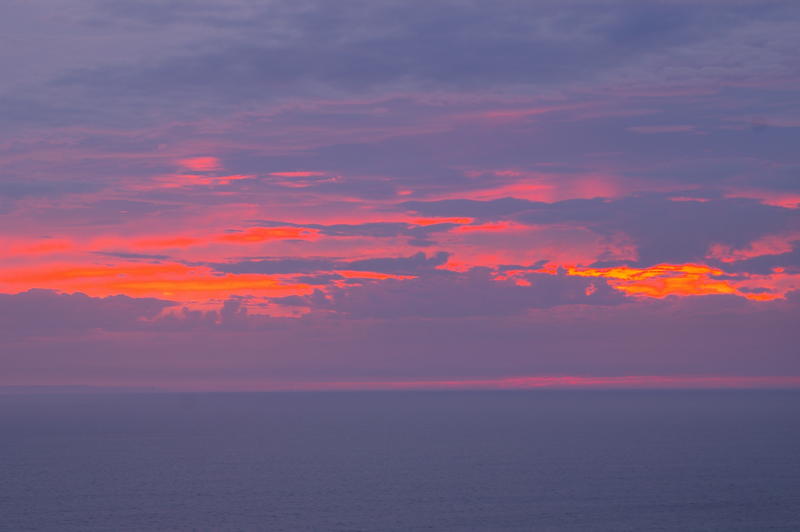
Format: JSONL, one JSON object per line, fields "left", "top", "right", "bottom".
{"left": 2, "top": 390, "right": 799, "bottom": 531}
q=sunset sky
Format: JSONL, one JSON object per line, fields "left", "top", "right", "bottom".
{"left": 2, "top": 0, "right": 799, "bottom": 390}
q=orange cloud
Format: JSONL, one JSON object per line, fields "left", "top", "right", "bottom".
{"left": 568, "top": 263, "right": 725, "bottom": 282}
{"left": 567, "top": 263, "right": 737, "bottom": 298}
{"left": 108, "top": 275, "right": 310, "bottom": 299}
{"left": 216, "top": 227, "right": 320, "bottom": 243}
{"left": 564, "top": 263, "right": 796, "bottom": 300}
{"left": 0, "top": 262, "right": 313, "bottom": 301}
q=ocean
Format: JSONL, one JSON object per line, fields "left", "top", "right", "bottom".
{"left": 1, "top": 390, "right": 798, "bottom": 531}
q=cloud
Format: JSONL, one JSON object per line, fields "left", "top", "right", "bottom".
{"left": 4, "top": 0, "right": 794, "bottom": 129}
{"left": 3, "top": 292, "right": 797, "bottom": 387}
{"left": 94, "top": 251, "right": 172, "bottom": 261}
{"left": 401, "top": 198, "right": 536, "bottom": 219}
{"left": 403, "top": 195, "right": 799, "bottom": 267}
{"left": 0, "top": 181, "right": 99, "bottom": 199}
{"left": 718, "top": 242, "right": 800, "bottom": 274}
{"left": 346, "top": 251, "right": 449, "bottom": 274}
{"left": 0, "top": 0, "right": 798, "bottom": 389}
{"left": 211, "top": 257, "right": 337, "bottom": 275}
{"left": 0, "top": 290, "right": 174, "bottom": 336}
{"left": 524, "top": 196, "right": 798, "bottom": 267}
{"left": 252, "top": 219, "right": 455, "bottom": 245}
{"left": 276, "top": 267, "right": 623, "bottom": 317}
{"left": 209, "top": 251, "right": 449, "bottom": 276}
{"left": 627, "top": 125, "right": 696, "bottom": 133}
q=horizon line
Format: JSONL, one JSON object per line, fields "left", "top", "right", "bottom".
{"left": 2, "top": 375, "right": 800, "bottom": 394}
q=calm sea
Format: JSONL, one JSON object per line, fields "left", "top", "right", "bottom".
{"left": 1, "top": 390, "right": 798, "bottom": 531}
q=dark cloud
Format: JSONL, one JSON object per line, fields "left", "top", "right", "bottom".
{"left": 32, "top": 199, "right": 185, "bottom": 227}
{"left": 403, "top": 195, "right": 798, "bottom": 267}
{"left": 90, "top": 0, "right": 239, "bottom": 27}
{"left": 293, "top": 273, "right": 345, "bottom": 285}
{"left": 346, "top": 251, "right": 450, "bottom": 274}
{"left": 212, "top": 257, "right": 335, "bottom": 275}
{"left": 3, "top": 293, "right": 798, "bottom": 384}
{"left": 717, "top": 242, "right": 800, "bottom": 275}
{"left": 4, "top": 0, "right": 790, "bottom": 128}
{"left": 0, "top": 181, "right": 99, "bottom": 199}
{"left": 276, "top": 267, "right": 623, "bottom": 317}
{"left": 209, "top": 252, "right": 449, "bottom": 276}
{"left": 94, "top": 251, "right": 171, "bottom": 260}
{"left": 62, "top": 3, "right": 631, "bottom": 100}
{"left": 0, "top": 290, "right": 174, "bottom": 336}
{"left": 520, "top": 196, "right": 796, "bottom": 266}
{"left": 2, "top": 286, "right": 797, "bottom": 385}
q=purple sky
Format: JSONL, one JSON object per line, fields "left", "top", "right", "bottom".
{"left": 1, "top": 0, "right": 799, "bottom": 390}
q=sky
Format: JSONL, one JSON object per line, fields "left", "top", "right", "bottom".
{"left": 1, "top": 0, "right": 799, "bottom": 391}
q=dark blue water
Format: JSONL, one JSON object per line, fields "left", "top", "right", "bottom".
{"left": 1, "top": 391, "right": 799, "bottom": 531}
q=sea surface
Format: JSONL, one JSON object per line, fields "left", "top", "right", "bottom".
{"left": 1, "top": 390, "right": 799, "bottom": 531}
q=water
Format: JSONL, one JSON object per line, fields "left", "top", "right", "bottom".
{"left": 1, "top": 390, "right": 798, "bottom": 531}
